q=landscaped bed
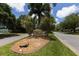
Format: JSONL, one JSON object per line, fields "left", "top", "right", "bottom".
{"left": 11, "top": 37, "right": 49, "bottom": 54}
{"left": 0, "top": 34, "right": 76, "bottom": 56}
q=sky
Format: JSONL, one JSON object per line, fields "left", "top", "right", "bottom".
{"left": 7, "top": 3, "right": 79, "bottom": 23}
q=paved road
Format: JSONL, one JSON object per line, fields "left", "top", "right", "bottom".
{"left": 54, "top": 32, "right": 79, "bottom": 55}
{"left": 0, "top": 34, "right": 28, "bottom": 47}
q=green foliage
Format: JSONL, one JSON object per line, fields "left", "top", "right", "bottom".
{"left": 29, "top": 3, "right": 50, "bottom": 17}
{"left": 20, "top": 16, "right": 34, "bottom": 35}
{"left": 15, "top": 19, "right": 26, "bottom": 33}
{"left": 55, "top": 24, "right": 61, "bottom": 31}
{"left": 17, "top": 3, "right": 56, "bottom": 33}
{"left": 28, "top": 3, "right": 56, "bottom": 28}
{"left": 59, "top": 14, "right": 79, "bottom": 32}
{"left": 0, "top": 3, "right": 16, "bottom": 32}
{"left": 40, "top": 17, "right": 55, "bottom": 34}
{"left": 25, "top": 19, "right": 33, "bottom": 35}
{"left": 0, "top": 3, "right": 12, "bottom": 15}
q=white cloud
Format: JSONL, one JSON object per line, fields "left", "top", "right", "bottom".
{"left": 7, "top": 3, "right": 25, "bottom": 12}
{"left": 56, "top": 5, "right": 79, "bottom": 18}
{"left": 55, "top": 18, "right": 60, "bottom": 24}
{"left": 28, "top": 9, "right": 30, "bottom": 12}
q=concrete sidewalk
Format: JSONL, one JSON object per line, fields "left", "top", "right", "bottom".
{"left": 54, "top": 32, "right": 79, "bottom": 56}
{"left": 0, "top": 34, "right": 28, "bottom": 47}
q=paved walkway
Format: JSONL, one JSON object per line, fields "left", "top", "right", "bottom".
{"left": 0, "top": 34, "right": 28, "bottom": 47}
{"left": 54, "top": 32, "right": 79, "bottom": 55}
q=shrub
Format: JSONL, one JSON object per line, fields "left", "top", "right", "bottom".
{"left": 25, "top": 21, "right": 34, "bottom": 36}
{"left": 33, "top": 29, "right": 45, "bottom": 37}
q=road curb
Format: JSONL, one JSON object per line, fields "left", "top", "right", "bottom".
{"left": 0, "top": 34, "right": 29, "bottom": 47}
{"left": 54, "top": 32, "right": 79, "bottom": 56}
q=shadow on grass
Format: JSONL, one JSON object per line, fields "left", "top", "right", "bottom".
{"left": 48, "top": 33, "right": 57, "bottom": 41}
{"left": 63, "top": 32, "right": 79, "bottom": 35}
{"left": 0, "top": 34, "right": 19, "bottom": 39}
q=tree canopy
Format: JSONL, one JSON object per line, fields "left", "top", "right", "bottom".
{"left": 0, "top": 3, "right": 16, "bottom": 32}
{"left": 59, "top": 14, "right": 79, "bottom": 32}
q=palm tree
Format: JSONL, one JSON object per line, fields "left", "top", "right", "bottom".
{"left": 28, "top": 3, "right": 56, "bottom": 28}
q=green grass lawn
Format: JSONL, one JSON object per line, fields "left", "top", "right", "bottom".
{"left": 0, "top": 34, "right": 76, "bottom": 56}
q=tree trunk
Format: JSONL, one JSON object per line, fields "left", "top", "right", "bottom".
{"left": 73, "top": 28, "right": 76, "bottom": 33}
{"left": 37, "top": 15, "right": 41, "bottom": 29}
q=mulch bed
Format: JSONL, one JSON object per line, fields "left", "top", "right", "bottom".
{"left": 11, "top": 37, "right": 49, "bottom": 54}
